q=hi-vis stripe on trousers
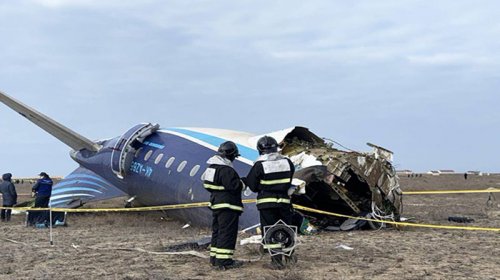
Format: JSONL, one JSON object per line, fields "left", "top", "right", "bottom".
{"left": 211, "top": 209, "right": 239, "bottom": 266}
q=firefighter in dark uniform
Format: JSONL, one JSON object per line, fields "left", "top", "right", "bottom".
{"left": 203, "top": 141, "right": 244, "bottom": 270}
{"left": 245, "top": 136, "right": 296, "bottom": 269}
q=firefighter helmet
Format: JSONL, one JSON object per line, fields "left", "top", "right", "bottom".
{"left": 218, "top": 141, "right": 240, "bottom": 161}
{"left": 257, "top": 136, "right": 278, "bottom": 155}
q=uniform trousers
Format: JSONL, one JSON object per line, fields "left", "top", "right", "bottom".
{"left": 259, "top": 205, "right": 295, "bottom": 265}
{"left": 1, "top": 204, "right": 13, "bottom": 221}
{"left": 210, "top": 209, "right": 240, "bottom": 266}
{"left": 27, "top": 195, "right": 50, "bottom": 226}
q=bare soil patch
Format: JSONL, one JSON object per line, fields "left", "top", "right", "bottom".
{"left": 1, "top": 174, "right": 499, "bottom": 279}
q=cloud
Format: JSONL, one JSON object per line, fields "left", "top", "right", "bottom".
{"left": 24, "top": 0, "right": 500, "bottom": 68}
{"left": 407, "top": 53, "right": 496, "bottom": 66}
{"left": 31, "top": 0, "right": 136, "bottom": 8}
{"left": 2, "top": 0, "right": 500, "bottom": 174}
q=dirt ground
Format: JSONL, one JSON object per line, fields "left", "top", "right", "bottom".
{"left": 1, "top": 174, "right": 499, "bottom": 280}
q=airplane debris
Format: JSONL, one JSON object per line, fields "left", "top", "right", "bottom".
{"left": 334, "top": 244, "right": 354, "bottom": 250}
{"left": 448, "top": 216, "right": 475, "bottom": 223}
{"left": 163, "top": 236, "right": 211, "bottom": 252}
{"left": 280, "top": 128, "right": 403, "bottom": 230}
{"left": 240, "top": 223, "right": 261, "bottom": 234}
{"left": 90, "top": 246, "right": 209, "bottom": 259}
{"left": 340, "top": 218, "right": 367, "bottom": 231}
{"left": 239, "top": 235, "right": 262, "bottom": 245}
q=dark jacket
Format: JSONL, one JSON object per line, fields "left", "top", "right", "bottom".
{"left": 32, "top": 177, "right": 53, "bottom": 197}
{"left": 245, "top": 153, "right": 295, "bottom": 210}
{"left": 202, "top": 155, "right": 243, "bottom": 212}
{"left": 0, "top": 173, "right": 17, "bottom": 205}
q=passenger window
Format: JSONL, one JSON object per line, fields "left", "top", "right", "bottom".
{"left": 144, "top": 150, "right": 153, "bottom": 161}
{"left": 165, "top": 157, "right": 175, "bottom": 168}
{"left": 177, "top": 161, "right": 187, "bottom": 172}
{"left": 155, "top": 153, "right": 164, "bottom": 164}
{"left": 190, "top": 165, "right": 200, "bottom": 177}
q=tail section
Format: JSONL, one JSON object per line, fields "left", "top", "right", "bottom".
{"left": 50, "top": 166, "right": 126, "bottom": 207}
{"left": 0, "top": 90, "right": 101, "bottom": 152}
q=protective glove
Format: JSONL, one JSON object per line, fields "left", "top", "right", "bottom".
{"left": 290, "top": 178, "right": 306, "bottom": 195}
{"left": 240, "top": 179, "right": 249, "bottom": 192}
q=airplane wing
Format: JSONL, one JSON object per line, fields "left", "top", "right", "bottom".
{"left": 50, "top": 166, "right": 127, "bottom": 208}
{"left": 0, "top": 90, "right": 101, "bottom": 152}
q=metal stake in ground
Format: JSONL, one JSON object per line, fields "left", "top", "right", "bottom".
{"left": 49, "top": 206, "right": 54, "bottom": 246}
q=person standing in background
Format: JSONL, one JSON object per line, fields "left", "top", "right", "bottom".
{"left": 0, "top": 173, "right": 17, "bottom": 222}
{"left": 28, "top": 172, "right": 53, "bottom": 226}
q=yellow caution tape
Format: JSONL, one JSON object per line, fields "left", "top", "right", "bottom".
{"left": 0, "top": 203, "right": 212, "bottom": 212}
{"left": 0, "top": 199, "right": 258, "bottom": 213}
{"left": 6, "top": 189, "right": 497, "bottom": 197}
{"left": 292, "top": 204, "right": 500, "bottom": 232}
{"left": 2, "top": 198, "right": 499, "bottom": 232}
{"left": 403, "top": 189, "right": 500, "bottom": 195}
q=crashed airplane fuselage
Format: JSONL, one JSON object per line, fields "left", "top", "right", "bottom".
{"left": 0, "top": 91, "right": 402, "bottom": 230}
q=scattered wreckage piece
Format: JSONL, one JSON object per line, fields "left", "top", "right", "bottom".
{"left": 163, "top": 236, "right": 212, "bottom": 252}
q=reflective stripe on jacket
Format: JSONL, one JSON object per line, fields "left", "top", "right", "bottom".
{"left": 256, "top": 197, "right": 290, "bottom": 205}
{"left": 202, "top": 156, "right": 243, "bottom": 212}
{"left": 245, "top": 153, "right": 295, "bottom": 209}
{"left": 209, "top": 202, "right": 244, "bottom": 211}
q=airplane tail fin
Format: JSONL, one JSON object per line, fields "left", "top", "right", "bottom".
{"left": 0, "top": 90, "right": 101, "bottom": 152}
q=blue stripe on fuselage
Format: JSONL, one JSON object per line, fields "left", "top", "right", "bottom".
{"left": 52, "top": 187, "right": 103, "bottom": 195}
{"left": 53, "top": 179, "right": 108, "bottom": 190}
{"left": 64, "top": 174, "right": 114, "bottom": 188}
{"left": 165, "top": 128, "right": 259, "bottom": 161}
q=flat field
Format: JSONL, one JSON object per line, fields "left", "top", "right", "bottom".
{"left": 1, "top": 174, "right": 499, "bottom": 280}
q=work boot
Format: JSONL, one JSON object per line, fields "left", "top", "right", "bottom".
{"left": 269, "top": 256, "right": 285, "bottom": 270}
{"left": 217, "top": 260, "right": 243, "bottom": 270}
{"left": 210, "top": 256, "right": 216, "bottom": 266}
{"left": 284, "top": 254, "right": 297, "bottom": 266}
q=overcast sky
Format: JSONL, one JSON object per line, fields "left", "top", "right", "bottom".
{"left": 1, "top": 0, "right": 499, "bottom": 177}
